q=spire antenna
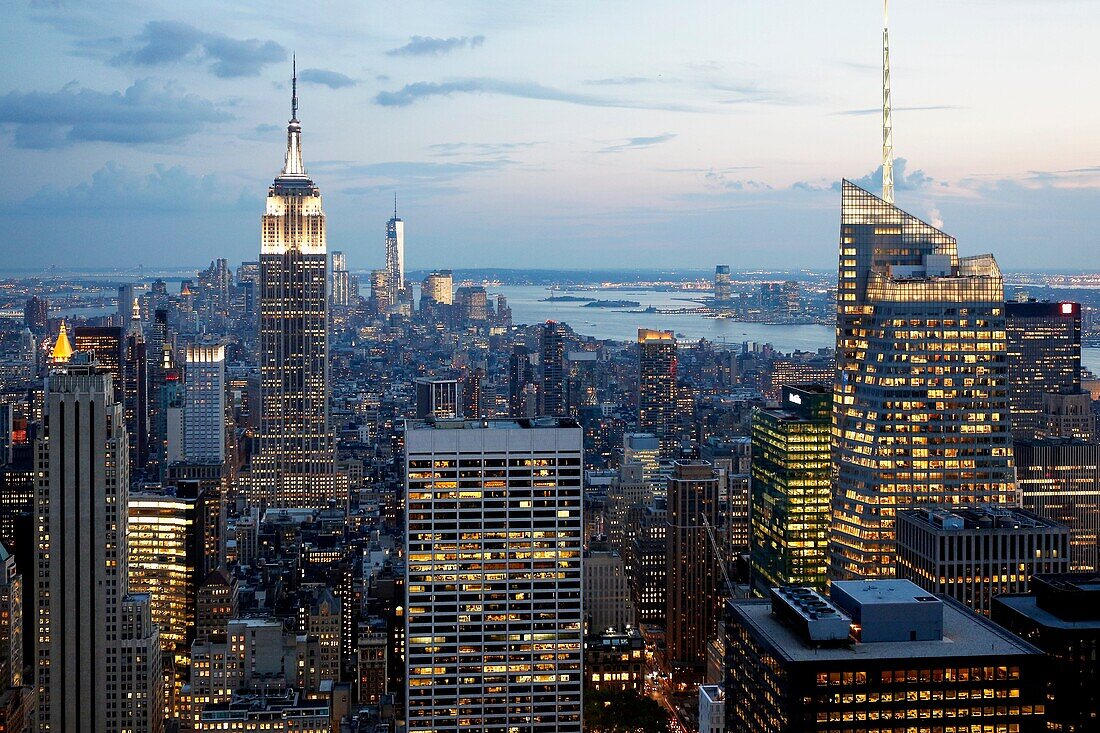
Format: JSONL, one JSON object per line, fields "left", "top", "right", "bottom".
{"left": 291, "top": 54, "right": 299, "bottom": 122}
{"left": 881, "top": 0, "right": 894, "bottom": 204}
{"left": 394, "top": 192, "right": 398, "bottom": 219}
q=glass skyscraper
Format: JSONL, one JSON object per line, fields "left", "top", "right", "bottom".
{"left": 637, "top": 328, "right": 677, "bottom": 456}
{"left": 1005, "top": 300, "right": 1082, "bottom": 440}
{"left": 750, "top": 384, "right": 832, "bottom": 593}
{"left": 831, "top": 181, "right": 1016, "bottom": 580}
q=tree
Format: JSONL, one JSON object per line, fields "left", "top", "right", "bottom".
{"left": 584, "top": 689, "right": 671, "bottom": 733}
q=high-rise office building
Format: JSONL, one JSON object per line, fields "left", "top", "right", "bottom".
{"left": 896, "top": 505, "right": 1070, "bottom": 616}
{"left": 666, "top": 460, "right": 720, "bottom": 679}
{"left": 714, "top": 265, "right": 731, "bottom": 303}
{"left": 254, "top": 67, "right": 336, "bottom": 509}
{"left": 831, "top": 181, "right": 1015, "bottom": 580}
{"left": 1015, "top": 437, "right": 1100, "bottom": 571}
{"left": 508, "top": 345, "right": 535, "bottom": 417}
{"left": 370, "top": 269, "right": 392, "bottom": 316}
{"left": 992, "top": 574, "right": 1100, "bottom": 732}
{"left": 72, "top": 325, "right": 124, "bottom": 402}
{"left": 421, "top": 270, "right": 453, "bottom": 306}
{"left": 629, "top": 496, "right": 667, "bottom": 624}
{"left": 413, "top": 377, "right": 461, "bottom": 419}
{"left": 129, "top": 486, "right": 208, "bottom": 719}
{"left": 405, "top": 418, "right": 584, "bottom": 733}
{"left": 124, "top": 300, "right": 149, "bottom": 472}
{"left": 583, "top": 541, "right": 635, "bottom": 633}
{"left": 330, "top": 250, "right": 351, "bottom": 307}
{"left": 22, "top": 296, "right": 47, "bottom": 335}
{"left": 750, "top": 385, "right": 831, "bottom": 593}
{"left": 386, "top": 198, "right": 405, "bottom": 306}
{"left": 540, "top": 321, "right": 567, "bottom": 416}
{"left": 0, "top": 543, "right": 31, "bottom": 733}
{"left": 638, "top": 329, "right": 677, "bottom": 455}
{"left": 118, "top": 283, "right": 135, "bottom": 323}
{"left": 454, "top": 286, "right": 488, "bottom": 323}
{"left": 1006, "top": 300, "right": 1082, "bottom": 440}
{"left": 725, "top": 581, "right": 1047, "bottom": 733}
{"left": 184, "top": 344, "right": 226, "bottom": 465}
{"left": 35, "top": 358, "right": 162, "bottom": 732}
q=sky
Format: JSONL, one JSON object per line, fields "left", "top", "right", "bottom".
{"left": 2, "top": 0, "right": 1099, "bottom": 273}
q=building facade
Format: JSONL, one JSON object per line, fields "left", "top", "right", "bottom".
{"left": 665, "top": 460, "right": 720, "bottom": 678}
{"left": 405, "top": 418, "right": 584, "bottom": 733}
{"left": 1014, "top": 438, "right": 1100, "bottom": 572}
{"left": 832, "top": 181, "right": 1016, "bottom": 580}
{"left": 1005, "top": 300, "right": 1082, "bottom": 440}
{"left": 896, "top": 506, "right": 1070, "bottom": 615}
{"left": 184, "top": 344, "right": 226, "bottom": 465}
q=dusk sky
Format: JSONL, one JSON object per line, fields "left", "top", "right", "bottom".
{"left": 3, "top": 0, "right": 1098, "bottom": 272}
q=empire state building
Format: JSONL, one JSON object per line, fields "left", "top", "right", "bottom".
{"left": 254, "top": 65, "right": 336, "bottom": 508}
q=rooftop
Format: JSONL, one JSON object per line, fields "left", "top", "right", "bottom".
{"left": 900, "top": 505, "right": 1064, "bottom": 532}
{"left": 731, "top": 596, "right": 1040, "bottom": 663}
{"left": 406, "top": 417, "right": 580, "bottom": 430}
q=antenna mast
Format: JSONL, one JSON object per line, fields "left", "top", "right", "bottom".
{"left": 882, "top": 0, "right": 894, "bottom": 204}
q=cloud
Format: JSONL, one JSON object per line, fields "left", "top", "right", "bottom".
{"left": 374, "top": 78, "right": 703, "bottom": 112}
{"left": 4, "top": 162, "right": 251, "bottom": 214}
{"left": 111, "top": 21, "right": 286, "bottom": 77}
{"left": 846, "top": 158, "right": 936, "bottom": 193}
{"left": 598, "top": 133, "right": 676, "bottom": 154}
{"left": 297, "top": 68, "right": 356, "bottom": 89}
{"left": 427, "top": 141, "right": 543, "bottom": 157}
{"left": 0, "top": 79, "right": 231, "bottom": 148}
{"left": 836, "top": 105, "right": 961, "bottom": 116}
{"left": 316, "top": 159, "right": 515, "bottom": 186}
{"left": 703, "top": 169, "right": 774, "bottom": 191}
{"left": 387, "top": 35, "right": 485, "bottom": 56}
{"left": 583, "top": 77, "right": 654, "bottom": 86}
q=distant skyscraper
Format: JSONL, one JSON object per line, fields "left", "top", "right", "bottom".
{"left": 370, "top": 269, "right": 392, "bottom": 315}
{"left": 413, "top": 377, "right": 461, "bottom": 419}
{"left": 540, "top": 321, "right": 567, "bottom": 416}
{"left": 421, "top": 270, "right": 453, "bottom": 306}
{"left": 330, "top": 250, "right": 351, "bottom": 307}
{"left": 508, "top": 345, "right": 535, "bottom": 417}
{"left": 35, "top": 358, "right": 162, "bottom": 733}
{"left": 637, "top": 329, "right": 677, "bottom": 454}
{"left": 124, "top": 300, "right": 149, "bottom": 472}
{"left": 386, "top": 196, "right": 405, "bottom": 306}
{"left": 1006, "top": 300, "right": 1082, "bottom": 439}
{"left": 714, "top": 265, "right": 731, "bottom": 303}
{"left": 22, "top": 296, "right": 47, "bottom": 334}
{"left": 750, "top": 385, "right": 831, "bottom": 593}
{"left": 254, "top": 65, "right": 336, "bottom": 509}
{"left": 118, "top": 283, "right": 135, "bottom": 323}
{"left": 665, "top": 460, "right": 720, "bottom": 679}
{"left": 73, "top": 325, "right": 124, "bottom": 402}
{"left": 405, "top": 418, "right": 583, "bottom": 733}
{"left": 184, "top": 345, "right": 226, "bottom": 465}
{"left": 831, "top": 182, "right": 1015, "bottom": 580}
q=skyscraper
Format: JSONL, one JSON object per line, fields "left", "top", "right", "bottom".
{"left": 637, "top": 328, "right": 677, "bottom": 455}
{"left": 540, "top": 321, "right": 567, "bottom": 416}
{"left": 421, "top": 269, "right": 453, "bottom": 306}
{"left": 330, "top": 250, "right": 351, "bottom": 307}
{"left": 714, "top": 265, "right": 731, "bottom": 303}
{"left": 386, "top": 196, "right": 405, "bottom": 307}
{"left": 254, "top": 64, "right": 336, "bottom": 509}
{"left": 35, "top": 357, "right": 162, "bottom": 732}
{"left": 831, "top": 181, "right": 1015, "bottom": 580}
{"left": 1005, "top": 300, "right": 1082, "bottom": 440}
{"left": 405, "top": 418, "right": 584, "bottom": 733}
{"left": 665, "top": 460, "right": 720, "bottom": 680}
{"left": 184, "top": 344, "right": 226, "bottom": 465}
{"left": 508, "top": 345, "right": 535, "bottom": 417}
{"left": 72, "top": 325, "right": 124, "bottom": 402}
{"left": 750, "top": 385, "right": 832, "bottom": 593}
{"left": 0, "top": 543, "right": 31, "bottom": 733}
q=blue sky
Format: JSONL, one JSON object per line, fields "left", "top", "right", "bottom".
{"left": 2, "top": 0, "right": 1098, "bottom": 271}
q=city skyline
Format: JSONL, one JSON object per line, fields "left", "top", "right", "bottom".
{"left": 3, "top": 1, "right": 1099, "bottom": 270}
